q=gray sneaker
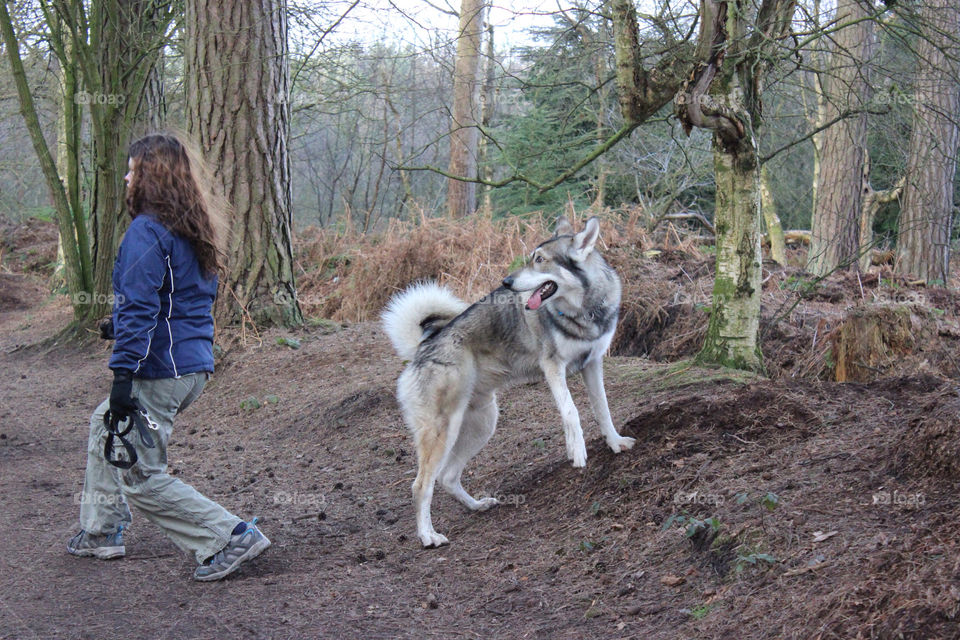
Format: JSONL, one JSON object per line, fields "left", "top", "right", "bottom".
{"left": 67, "top": 526, "right": 125, "bottom": 559}
{"left": 193, "top": 518, "right": 271, "bottom": 582}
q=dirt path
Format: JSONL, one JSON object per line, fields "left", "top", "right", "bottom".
{"left": 1, "top": 293, "right": 958, "bottom": 639}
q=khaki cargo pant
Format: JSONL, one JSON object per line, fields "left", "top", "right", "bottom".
{"left": 79, "top": 372, "right": 241, "bottom": 563}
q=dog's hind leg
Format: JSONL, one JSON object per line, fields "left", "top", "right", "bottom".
{"left": 541, "top": 358, "right": 588, "bottom": 467}
{"left": 582, "top": 358, "right": 635, "bottom": 453}
{"left": 439, "top": 393, "right": 499, "bottom": 511}
{"left": 408, "top": 377, "right": 472, "bottom": 548}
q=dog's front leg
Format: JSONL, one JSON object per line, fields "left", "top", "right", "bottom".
{"left": 540, "top": 358, "right": 588, "bottom": 467}
{"left": 582, "top": 358, "right": 636, "bottom": 453}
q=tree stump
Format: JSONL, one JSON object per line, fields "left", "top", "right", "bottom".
{"left": 832, "top": 305, "right": 935, "bottom": 382}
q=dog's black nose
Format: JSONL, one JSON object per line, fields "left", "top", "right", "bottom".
{"left": 502, "top": 276, "right": 514, "bottom": 290}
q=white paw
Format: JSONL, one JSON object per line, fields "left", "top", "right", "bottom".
{"left": 419, "top": 530, "right": 450, "bottom": 548}
{"left": 608, "top": 435, "right": 636, "bottom": 453}
{"left": 567, "top": 439, "right": 587, "bottom": 467}
{"left": 475, "top": 497, "right": 499, "bottom": 511}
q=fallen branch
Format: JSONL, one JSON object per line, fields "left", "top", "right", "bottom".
{"left": 660, "top": 212, "right": 716, "bottom": 235}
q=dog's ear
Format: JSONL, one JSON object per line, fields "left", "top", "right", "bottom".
{"left": 572, "top": 217, "right": 600, "bottom": 260}
{"left": 555, "top": 217, "right": 574, "bottom": 237}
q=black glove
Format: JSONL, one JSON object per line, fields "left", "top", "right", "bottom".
{"left": 109, "top": 369, "right": 138, "bottom": 424}
{"left": 98, "top": 317, "right": 115, "bottom": 340}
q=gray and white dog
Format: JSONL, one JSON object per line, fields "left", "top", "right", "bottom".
{"left": 381, "top": 217, "right": 635, "bottom": 547}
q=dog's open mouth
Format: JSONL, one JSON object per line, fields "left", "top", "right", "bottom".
{"left": 525, "top": 281, "right": 557, "bottom": 310}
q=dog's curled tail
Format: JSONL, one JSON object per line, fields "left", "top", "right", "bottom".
{"left": 381, "top": 282, "right": 469, "bottom": 361}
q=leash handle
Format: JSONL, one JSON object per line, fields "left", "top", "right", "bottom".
{"left": 103, "top": 410, "right": 138, "bottom": 469}
{"left": 102, "top": 409, "right": 155, "bottom": 469}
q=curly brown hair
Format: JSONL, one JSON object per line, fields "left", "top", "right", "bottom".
{"left": 126, "top": 134, "right": 225, "bottom": 276}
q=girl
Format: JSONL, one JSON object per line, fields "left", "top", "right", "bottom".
{"left": 67, "top": 134, "right": 270, "bottom": 581}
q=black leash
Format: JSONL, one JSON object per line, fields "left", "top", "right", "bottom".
{"left": 103, "top": 407, "right": 157, "bottom": 469}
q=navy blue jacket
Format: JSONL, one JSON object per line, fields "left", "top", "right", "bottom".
{"left": 109, "top": 214, "right": 217, "bottom": 378}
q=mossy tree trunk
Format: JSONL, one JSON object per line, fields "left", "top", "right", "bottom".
{"left": 675, "top": 0, "right": 796, "bottom": 372}
{"left": 52, "top": 7, "right": 85, "bottom": 294}
{"left": 62, "top": 0, "right": 175, "bottom": 320}
{"left": 185, "top": 0, "right": 302, "bottom": 327}
{"left": 693, "top": 75, "right": 764, "bottom": 372}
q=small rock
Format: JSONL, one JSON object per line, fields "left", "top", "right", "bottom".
{"left": 660, "top": 574, "right": 685, "bottom": 587}
{"left": 426, "top": 594, "right": 439, "bottom": 609}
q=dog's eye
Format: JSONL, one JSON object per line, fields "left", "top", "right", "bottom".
{"left": 534, "top": 255, "right": 544, "bottom": 264}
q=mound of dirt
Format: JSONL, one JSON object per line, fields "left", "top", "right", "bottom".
{"left": 891, "top": 390, "right": 960, "bottom": 481}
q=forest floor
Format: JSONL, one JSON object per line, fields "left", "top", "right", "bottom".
{"left": 2, "top": 217, "right": 960, "bottom": 639}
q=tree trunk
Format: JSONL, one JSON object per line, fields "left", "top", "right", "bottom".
{"left": 86, "top": 0, "right": 174, "bottom": 319}
{"left": 760, "top": 165, "right": 787, "bottom": 265}
{"left": 478, "top": 21, "right": 496, "bottom": 217}
{"left": 185, "top": 0, "right": 302, "bottom": 327}
{"left": 675, "top": 0, "right": 796, "bottom": 372}
{"left": 696, "top": 81, "right": 764, "bottom": 372}
{"left": 859, "top": 151, "right": 904, "bottom": 271}
{"left": 0, "top": 0, "right": 91, "bottom": 318}
{"left": 132, "top": 53, "right": 167, "bottom": 138}
{"left": 807, "top": 0, "right": 874, "bottom": 276}
{"left": 446, "top": 0, "right": 485, "bottom": 218}
{"left": 897, "top": 0, "right": 960, "bottom": 284}
{"left": 805, "top": 0, "right": 825, "bottom": 234}
{"left": 53, "top": 13, "right": 85, "bottom": 293}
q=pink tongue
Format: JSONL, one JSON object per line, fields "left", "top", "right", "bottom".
{"left": 526, "top": 288, "right": 543, "bottom": 310}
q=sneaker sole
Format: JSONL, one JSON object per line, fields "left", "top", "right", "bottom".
{"left": 68, "top": 546, "right": 125, "bottom": 560}
{"left": 194, "top": 535, "right": 271, "bottom": 582}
